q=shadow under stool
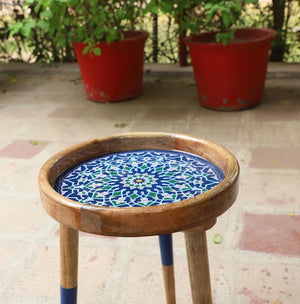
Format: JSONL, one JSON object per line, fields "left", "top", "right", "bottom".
{"left": 38, "top": 132, "right": 239, "bottom": 304}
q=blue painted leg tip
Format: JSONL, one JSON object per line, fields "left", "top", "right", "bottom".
{"left": 159, "top": 234, "right": 174, "bottom": 266}
{"left": 60, "top": 286, "right": 77, "bottom": 304}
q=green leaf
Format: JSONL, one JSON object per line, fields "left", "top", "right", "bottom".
{"left": 93, "top": 47, "right": 101, "bottom": 56}
{"left": 34, "top": 3, "right": 42, "bottom": 15}
{"left": 216, "top": 32, "right": 223, "bottom": 43}
{"left": 228, "top": 1, "right": 242, "bottom": 10}
{"left": 115, "top": 9, "right": 126, "bottom": 21}
{"left": 24, "top": 0, "right": 36, "bottom": 5}
{"left": 106, "top": 31, "right": 117, "bottom": 44}
{"left": 64, "top": 16, "right": 71, "bottom": 26}
{"left": 220, "top": 6, "right": 231, "bottom": 14}
{"left": 213, "top": 234, "right": 223, "bottom": 244}
{"left": 40, "top": 10, "right": 53, "bottom": 19}
{"left": 9, "top": 23, "right": 23, "bottom": 37}
{"left": 99, "top": 10, "right": 106, "bottom": 21}
{"left": 27, "top": 20, "right": 36, "bottom": 29}
{"left": 222, "top": 13, "right": 231, "bottom": 29}
{"left": 82, "top": 45, "right": 90, "bottom": 55}
{"left": 206, "top": 11, "right": 215, "bottom": 22}
{"left": 183, "top": 0, "right": 192, "bottom": 9}
{"left": 21, "top": 20, "right": 36, "bottom": 38}
{"left": 160, "top": 1, "right": 173, "bottom": 14}
{"left": 57, "top": 37, "right": 66, "bottom": 47}
{"left": 216, "top": 30, "right": 236, "bottom": 45}
{"left": 37, "top": 20, "right": 50, "bottom": 32}
{"left": 145, "top": 1, "right": 159, "bottom": 14}
{"left": 205, "top": 3, "right": 213, "bottom": 9}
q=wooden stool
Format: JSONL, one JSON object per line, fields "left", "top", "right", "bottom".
{"left": 38, "top": 132, "right": 239, "bottom": 304}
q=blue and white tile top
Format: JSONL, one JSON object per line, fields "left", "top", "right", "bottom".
{"left": 55, "top": 149, "right": 225, "bottom": 208}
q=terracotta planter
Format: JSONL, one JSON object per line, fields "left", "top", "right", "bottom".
{"left": 184, "top": 28, "right": 277, "bottom": 110}
{"left": 73, "top": 31, "right": 149, "bottom": 102}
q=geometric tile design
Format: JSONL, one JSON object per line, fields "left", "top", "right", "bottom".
{"left": 0, "top": 139, "right": 49, "bottom": 159}
{"left": 250, "top": 148, "right": 300, "bottom": 169}
{"left": 55, "top": 149, "right": 225, "bottom": 207}
{"left": 239, "top": 213, "right": 300, "bottom": 256}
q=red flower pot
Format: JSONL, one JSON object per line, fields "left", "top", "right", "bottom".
{"left": 73, "top": 31, "right": 149, "bottom": 102}
{"left": 184, "top": 28, "right": 277, "bottom": 110}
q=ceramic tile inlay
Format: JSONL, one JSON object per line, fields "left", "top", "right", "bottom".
{"left": 55, "top": 149, "right": 225, "bottom": 207}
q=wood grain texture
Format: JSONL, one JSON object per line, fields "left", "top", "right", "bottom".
{"left": 60, "top": 225, "right": 78, "bottom": 289}
{"left": 39, "top": 132, "right": 239, "bottom": 236}
{"left": 185, "top": 229, "right": 212, "bottom": 304}
{"left": 162, "top": 265, "right": 176, "bottom": 304}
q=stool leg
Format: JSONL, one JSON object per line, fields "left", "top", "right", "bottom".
{"left": 60, "top": 224, "right": 78, "bottom": 304}
{"left": 184, "top": 229, "right": 212, "bottom": 304}
{"left": 159, "top": 234, "right": 176, "bottom": 304}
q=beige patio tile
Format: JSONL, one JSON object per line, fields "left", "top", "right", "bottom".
{"left": 0, "top": 62, "right": 300, "bottom": 304}
{"left": 250, "top": 147, "right": 300, "bottom": 169}
{"left": 0, "top": 195, "right": 47, "bottom": 233}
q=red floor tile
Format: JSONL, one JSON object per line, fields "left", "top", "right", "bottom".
{"left": 250, "top": 148, "right": 300, "bottom": 169}
{"left": 239, "top": 213, "right": 300, "bottom": 256}
{"left": 0, "top": 139, "right": 49, "bottom": 159}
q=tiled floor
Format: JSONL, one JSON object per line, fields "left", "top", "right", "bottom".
{"left": 0, "top": 62, "right": 299, "bottom": 303}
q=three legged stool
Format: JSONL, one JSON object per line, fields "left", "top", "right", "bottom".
{"left": 38, "top": 132, "right": 239, "bottom": 304}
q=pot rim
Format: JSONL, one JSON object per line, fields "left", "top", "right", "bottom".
{"left": 184, "top": 28, "right": 277, "bottom": 47}
{"left": 73, "top": 30, "right": 149, "bottom": 46}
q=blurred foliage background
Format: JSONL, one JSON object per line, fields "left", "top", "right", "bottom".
{"left": 1, "top": 0, "right": 299, "bottom": 63}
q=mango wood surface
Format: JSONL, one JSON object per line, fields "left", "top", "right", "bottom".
{"left": 60, "top": 225, "right": 78, "bottom": 289}
{"left": 162, "top": 265, "right": 176, "bottom": 304}
{"left": 185, "top": 229, "right": 212, "bottom": 304}
{"left": 38, "top": 132, "right": 239, "bottom": 237}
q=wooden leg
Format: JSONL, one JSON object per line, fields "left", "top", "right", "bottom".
{"left": 159, "top": 234, "right": 176, "bottom": 304}
{"left": 184, "top": 229, "right": 212, "bottom": 304}
{"left": 60, "top": 224, "right": 79, "bottom": 304}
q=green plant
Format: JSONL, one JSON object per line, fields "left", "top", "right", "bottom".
{"left": 9, "top": 0, "right": 146, "bottom": 56}
{"left": 236, "top": 0, "right": 300, "bottom": 62}
{"left": 147, "top": 0, "right": 258, "bottom": 44}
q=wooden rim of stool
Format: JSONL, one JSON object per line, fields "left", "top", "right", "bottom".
{"left": 38, "top": 132, "right": 239, "bottom": 237}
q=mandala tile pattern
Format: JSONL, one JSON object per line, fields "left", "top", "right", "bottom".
{"left": 55, "top": 149, "right": 225, "bottom": 208}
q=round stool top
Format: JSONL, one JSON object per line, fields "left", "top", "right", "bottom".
{"left": 55, "top": 149, "right": 225, "bottom": 208}
{"left": 39, "top": 133, "right": 239, "bottom": 236}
